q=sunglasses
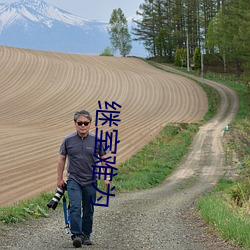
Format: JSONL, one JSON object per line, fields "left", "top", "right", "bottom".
{"left": 76, "top": 121, "right": 90, "bottom": 126}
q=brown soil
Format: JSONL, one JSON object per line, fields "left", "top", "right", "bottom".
{"left": 0, "top": 47, "right": 208, "bottom": 206}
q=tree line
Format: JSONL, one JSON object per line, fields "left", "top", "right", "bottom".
{"left": 108, "top": 0, "right": 249, "bottom": 79}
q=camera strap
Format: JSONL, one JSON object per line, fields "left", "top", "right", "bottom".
{"left": 62, "top": 195, "right": 71, "bottom": 234}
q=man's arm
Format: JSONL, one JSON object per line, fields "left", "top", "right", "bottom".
{"left": 57, "top": 154, "right": 66, "bottom": 189}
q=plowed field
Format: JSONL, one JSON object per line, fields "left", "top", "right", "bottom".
{"left": 0, "top": 46, "right": 208, "bottom": 206}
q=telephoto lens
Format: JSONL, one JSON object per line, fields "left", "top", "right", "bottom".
{"left": 47, "top": 187, "right": 65, "bottom": 210}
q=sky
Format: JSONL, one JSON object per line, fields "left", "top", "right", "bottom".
{"left": 3, "top": 0, "right": 145, "bottom": 21}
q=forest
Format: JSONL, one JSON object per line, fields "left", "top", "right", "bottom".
{"left": 132, "top": 0, "right": 250, "bottom": 80}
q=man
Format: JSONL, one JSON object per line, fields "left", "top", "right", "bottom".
{"left": 57, "top": 110, "right": 109, "bottom": 248}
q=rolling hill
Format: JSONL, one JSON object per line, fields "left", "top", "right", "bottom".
{"left": 0, "top": 46, "right": 208, "bottom": 205}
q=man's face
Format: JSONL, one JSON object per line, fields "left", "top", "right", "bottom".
{"left": 74, "top": 115, "right": 91, "bottom": 136}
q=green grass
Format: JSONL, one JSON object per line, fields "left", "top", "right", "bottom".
{"left": 0, "top": 193, "right": 53, "bottom": 224}
{"left": 198, "top": 185, "right": 250, "bottom": 249}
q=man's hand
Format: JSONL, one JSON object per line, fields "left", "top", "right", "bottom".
{"left": 104, "top": 180, "right": 110, "bottom": 190}
{"left": 57, "top": 178, "right": 65, "bottom": 190}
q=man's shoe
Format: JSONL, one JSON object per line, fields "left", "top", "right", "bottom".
{"left": 72, "top": 236, "right": 82, "bottom": 248}
{"left": 82, "top": 234, "right": 93, "bottom": 245}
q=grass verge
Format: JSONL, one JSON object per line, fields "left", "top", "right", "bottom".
{"left": 0, "top": 193, "right": 53, "bottom": 224}
{"left": 198, "top": 179, "right": 250, "bottom": 249}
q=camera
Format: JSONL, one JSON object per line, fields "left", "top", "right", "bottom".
{"left": 47, "top": 186, "right": 66, "bottom": 210}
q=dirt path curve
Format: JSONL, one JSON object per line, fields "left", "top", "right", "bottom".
{"left": 0, "top": 61, "right": 241, "bottom": 249}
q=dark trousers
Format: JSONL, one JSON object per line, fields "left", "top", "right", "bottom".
{"left": 67, "top": 180, "right": 96, "bottom": 237}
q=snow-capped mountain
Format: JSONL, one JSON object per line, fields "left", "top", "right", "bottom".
{"left": 0, "top": 0, "right": 87, "bottom": 29}
{"left": 0, "top": 0, "right": 146, "bottom": 56}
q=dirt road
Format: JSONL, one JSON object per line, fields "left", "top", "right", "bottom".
{"left": 0, "top": 49, "right": 240, "bottom": 249}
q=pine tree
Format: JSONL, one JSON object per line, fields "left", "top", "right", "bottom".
{"left": 133, "top": 0, "right": 159, "bottom": 57}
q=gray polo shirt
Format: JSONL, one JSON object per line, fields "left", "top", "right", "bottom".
{"left": 59, "top": 131, "right": 107, "bottom": 186}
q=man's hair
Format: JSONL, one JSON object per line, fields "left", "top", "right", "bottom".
{"left": 73, "top": 110, "right": 92, "bottom": 122}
